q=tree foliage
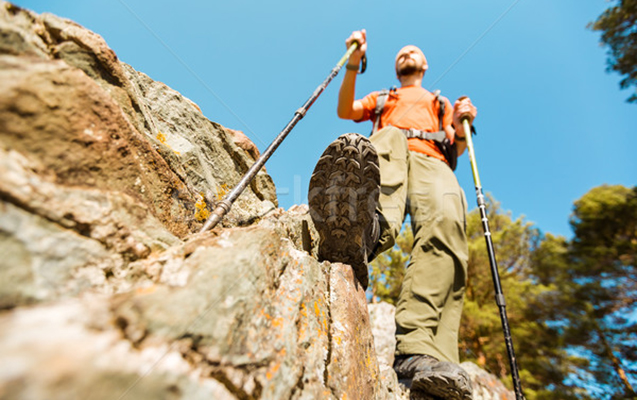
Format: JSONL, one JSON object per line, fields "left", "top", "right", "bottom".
{"left": 369, "top": 224, "right": 412, "bottom": 304}
{"left": 590, "top": 0, "right": 637, "bottom": 102}
{"left": 460, "top": 196, "right": 581, "bottom": 400}
{"left": 559, "top": 185, "right": 637, "bottom": 399}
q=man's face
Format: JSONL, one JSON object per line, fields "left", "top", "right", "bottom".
{"left": 395, "top": 45, "right": 428, "bottom": 77}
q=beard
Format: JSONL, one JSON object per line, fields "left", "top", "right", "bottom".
{"left": 397, "top": 63, "right": 421, "bottom": 77}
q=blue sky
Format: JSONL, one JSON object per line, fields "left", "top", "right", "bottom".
{"left": 15, "top": 0, "right": 635, "bottom": 238}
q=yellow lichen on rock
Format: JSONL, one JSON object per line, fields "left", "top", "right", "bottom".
{"left": 156, "top": 131, "right": 180, "bottom": 155}
{"left": 216, "top": 183, "right": 230, "bottom": 201}
{"left": 194, "top": 193, "right": 210, "bottom": 221}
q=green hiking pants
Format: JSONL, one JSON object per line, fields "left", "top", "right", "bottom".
{"left": 370, "top": 126, "right": 469, "bottom": 364}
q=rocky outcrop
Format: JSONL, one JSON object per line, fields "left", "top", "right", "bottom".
{"left": 0, "top": 1, "right": 277, "bottom": 309}
{"left": 0, "top": 2, "right": 393, "bottom": 399}
{"left": 1, "top": 206, "right": 390, "bottom": 399}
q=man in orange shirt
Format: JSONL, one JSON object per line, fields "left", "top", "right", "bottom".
{"left": 308, "top": 29, "right": 477, "bottom": 399}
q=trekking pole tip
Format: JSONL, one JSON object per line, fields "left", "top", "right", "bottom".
{"left": 199, "top": 201, "right": 231, "bottom": 233}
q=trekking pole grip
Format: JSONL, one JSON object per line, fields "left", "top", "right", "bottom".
{"left": 462, "top": 117, "right": 481, "bottom": 188}
{"left": 338, "top": 42, "right": 360, "bottom": 68}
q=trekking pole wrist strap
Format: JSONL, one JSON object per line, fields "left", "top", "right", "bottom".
{"left": 346, "top": 54, "right": 367, "bottom": 74}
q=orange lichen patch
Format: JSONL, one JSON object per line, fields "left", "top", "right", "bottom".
{"left": 194, "top": 193, "right": 210, "bottom": 221}
{"left": 265, "top": 348, "right": 286, "bottom": 380}
{"left": 300, "top": 302, "right": 308, "bottom": 318}
{"left": 314, "top": 300, "right": 321, "bottom": 317}
{"left": 257, "top": 308, "right": 285, "bottom": 332}
{"left": 365, "top": 352, "right": 373, "bottom": 369}
{"left": 216, "top": 183, "right": 230, "bottom": 201}
{"left": 257, "top": 308, "right": 271, "bottom": 322}
{"left": 272, "top": 317, "right": 284, "bottom": 329}
{"left": 265, "top": 362, "right": 280, "bottom": 380}
{"left": 156, "top": 131, "right": 180, "bottom": 155}
{"left": 135, "top": 285, "right": 157, "bottom": 295}
{"left": 313, "top": 299, "right": 328, "bottom": 333}
{"left": 156, "top": 131, "right": 167, "bottom": 144}
{"left": 298, "top": 303, "right": 309, "bottom": 342}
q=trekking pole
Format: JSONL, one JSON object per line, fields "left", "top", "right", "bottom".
{"left": 200, "top": 42, "right": 362, "bottom": 233}
{"left": 462, "top": 117, "right": 525, "bottom": 400}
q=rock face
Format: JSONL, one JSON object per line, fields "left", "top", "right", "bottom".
{"left": 0, "top": 2, "right": 389, "bottom": 399}
{"left": 0, "top": 3, "right": 517, "bottom": 399}
{"left": 0, "top": 1, "right": 277, "bottom": 308}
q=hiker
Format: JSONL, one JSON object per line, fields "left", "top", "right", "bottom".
{"left": 308, "top": 29, "right": 476, "bottom": 400}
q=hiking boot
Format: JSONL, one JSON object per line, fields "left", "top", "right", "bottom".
{"left": 308, "top": 133, "right": 380, "bottom": 289}
{"left": 394, "top": 355, "right": 473, "bottom": 400}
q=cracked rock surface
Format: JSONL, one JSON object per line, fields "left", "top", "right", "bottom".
{"left": 0, "top": 2, "right": 392, "bottom": 399}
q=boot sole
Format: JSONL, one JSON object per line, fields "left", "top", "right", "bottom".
{"left": 308, "top": 133, "right": 380, "bottom": 289}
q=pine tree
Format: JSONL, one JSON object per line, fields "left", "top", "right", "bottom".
{"left": 530, "top": 185, "right": 637, "bottom": 399}
{"left": 589, "top": 0, "right": 637, "bottom": 103}
{"left": 559, "top": 185, "right": 637, "bottom": 399}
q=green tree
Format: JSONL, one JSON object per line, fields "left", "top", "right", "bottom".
{"left": 369, "top": 224, "right": 413, "bottom": 304}
{"left": 530, "top": 185, "right": 637, "bottom": 399}
{"left": 530, "top": 233, "right": 595, "bottom": 400}
{"left": 461, "top": 196, "right": 581, "bottom": 400}
{"left": 559, "top": 185, "right": 637, "bottom": 399}
{"left": 589, "top": 0, "right": 637, "bottom": 103}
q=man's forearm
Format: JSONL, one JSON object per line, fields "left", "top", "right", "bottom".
{"left": 455, "top": 138, "right": 467, "bottom": 156}
{"left": 337, "top": 68, "right": 358, "bottom": 119}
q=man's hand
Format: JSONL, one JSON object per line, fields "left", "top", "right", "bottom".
{"left": 453, "top": 96, "right": 477, "bottom": 137}
{"left": 338, "top": 30, "right": 367, "bottom": 120}
{"left": 345, "top": 30, "right": 367, "bottom": 65}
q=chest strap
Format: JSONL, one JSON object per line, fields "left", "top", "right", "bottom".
{"left": 400, "top": 128, "right": 447, "bottom": 142}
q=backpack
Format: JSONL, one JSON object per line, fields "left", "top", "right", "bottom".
{"left": 371, "top": 88, "right": 457, "bottom": 171}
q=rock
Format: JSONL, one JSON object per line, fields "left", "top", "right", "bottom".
{"left": 0, "top": 2, "right": 386, "bottom": 398}
{"left": 121, "top": 63, "right": 278, "bottom": 213}
{"left": 0, "top": 296, "right": 234, "bottom": 400}
{"left": 369, "top": 301, "right": 398, "bottom": 367}
{"left": 0, "top": 215, "right": 388, "bottom": 399}
{"left": 0, "top": 1, "right": 276, "bottom": 239}
{"left": 228, "top": 128, "right": 261, "bottom": 161}
{"left": 460, "top": 362, "right": 517, "bottom": 400}
{"left": 369, "top": 303, "right": 409, "bottom": 400}
{"left": 0, "top": 0, "right": 277, "bottom": 308}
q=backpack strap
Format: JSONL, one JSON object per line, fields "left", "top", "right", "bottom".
{"left": 432, "top": 90, "right": 458, "bottom": 171}
{"left": 433, "top": 89, "right": 445, "bottom": 132}
{"left": 371, "top": 87, "right": 396, "bottom": 135}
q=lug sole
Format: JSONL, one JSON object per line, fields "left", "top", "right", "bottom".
{"left": 308, "top": 133, "right": 380, "bottom": 289}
